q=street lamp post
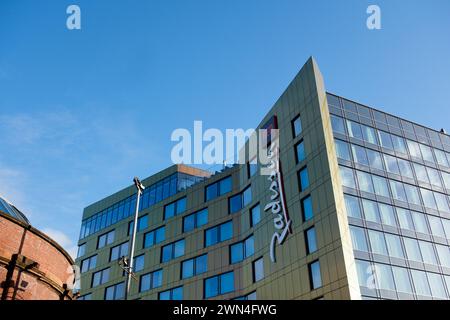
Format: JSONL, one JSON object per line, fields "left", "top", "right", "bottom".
{"left": 124, "top": 177, "right": 145, "bottom": 300}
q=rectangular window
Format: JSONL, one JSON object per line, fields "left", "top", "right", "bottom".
{"left": 128, "top": 214, "right": 149, "bottom": 235}
{"left": 347, "top": 120, "right": 363, "bottom": 140}
{"left": 362, "top": 199, "right": 381, "bottom": 223}
{"left": 352, "top": 145, "right": 369, "bottom": 166}
{"left": 181, "top": 254, "right": 208, "bottom": 279}
{"left": 105, "top": 282, "right": 125, "bottom": 300}
{"left": 301, "top": 195, "right": 314, "bottom": 221}
{"left": 164, "top": 197, "right": 187, "bottom": 220}
{"left": 92, "top": 268, "right": 110, "bottom": 287}
{"left": 305, "top": 227, "right": 318, "bottom": 254}
{"left": 298, "top": 167, "right": 310, "bottom": 192}
{"left": 159, "top": 286, "right": 183, "bottom": 300}
{"left": 161, "top": 239, "right": 185, "bottom": 263}
{"left": 295, "top": 140, "right": 306, "bottom": 163}
{"left": 77, "top": 243, "right": 86, "bottom": 258}
{"left": 308, "top": 260, "right": 322, "bottom": 290}
{"left": 339, "top": 166, "right": 356, "bottom": 189}
{"left": 253, "top": 257, "right": 264, "bottom": 282}
{"left": 140, "top": 269, "right": 163, "bottom": 292}
{"left": 183, "top": 208, "right": 208, "bottom": 232}
{"left": 331, "top": 115, "right": 346, "bottom": 135}
{"left": 205, "top": 176, "right": 232, "bottom": 201}
{"left": 229, "top": 186, "right": 252, "bottom": 214}
{"left": 374, "top": 263, "right": 395, "bottom": 291}
{"left": 205, "top": 221, "right": 233, "bottom": 247}
{"left": 250, "top": 204, "right": 261, "bottom": 226}
{"left": 344, "top": 194, "right": 362, "bottom": 219}
{"left": 130, "top": 254, "right": 145, "bottom": 273}
{"left": 143, "top": 226, "right": 166, "bottom": 248}
{"left": 368, "top": 230, "right": 388, "bottom": 255}
{"left": 411, "top": 270, "right": 431, "bottom": 296}
{"left": 81, "top": 255, "right": 97, "bottom": 273}
{"left": 230, "top": 235, "right": 254, "bottom": 264}
{"left": 349, "top": 226, "right": 368, "bottom": 252}
{"left": 98, "top": 230, "right": 115, "bottom": 249}
{"left": 110, "top": 242, "right": 129, "bottom": 262}
{"left": 204, "top": 272, "right": 234, "bottom": 298}
{"left": 292, "top": 115, "right": 302, "bottom": 137}
{"left": 247, "top": 159, "right": 258, "bottom": 178}
{"left": 335, "top": 139, "right": 351, "bottom": 161}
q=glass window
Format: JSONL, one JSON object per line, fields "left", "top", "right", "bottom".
{"left": 305, "top": 227, "right": 318, "bottom": 254}
{"left": 372, "top": 175, "right": 390, "bottom": 197}
{"left": 205, "top": 176, "right": 232, "bottom": 201}
{"left": 292, "top": 116, "right": 302, "bottom": 137}
{"left": 296, "top": 141, "right": 306, "bottom": 162}
{"left": 427, "top": 168, "right": 442, "bottom": 188}
{"left": 81, "top": 255, "right": 97, "bottom": 273}
{"left": 407, "top": 140, "right": 422, "bottom": 159}
{"left": 131, "top": 254, "right": 144, "bottom": 273}
{"left": 436, "top": 244, "right": 450, "bottom": 268}
{"left": 219, "top": 177, "right": 232, "bottom": 195}
{"left": 243, "top": 187, "right": 252, "bottom": 207}
{"left": 427, "top": 273, "right": 447, "bottom": 299}
{"left": 77, "top": 243, "right": 86, "bottom": 258}
{"left": 205, "top": 272, "right": 234, "bottom": 298}
{"left": 411, "top": 212, "right": 429, "bottom": 234}
{"left": 335, "top": 139, "right": 351, "bottom": 161}
{"left": 229, "top": 194, "right": 242, "bottom": 214}
{"left": 392, "top": 266, "right": 413, "bottom": 294}
{"left": 383, "top": 154, "right": 400, "bottom": 174}
{"left": 181, "top": 259, "right": 194, "bottom": 279}
{"left": 352, "top": 145, "right": 369, "bottom": 166}
{"left": 253, "top": 258, "right": 264, "bottom": 282}
{"left": 110, "top": 242, "right": 128, "bottom": 261}
{"left": 205, "top": 183, "right": 218, "bottom": 201}
{"left": 355, "top": 260, "right": 374, "bottom": 288}
{"left": 349, "top": 226, "right": 368, "bottom": 252}
{"left": 362, "top": 199, "right": 381, "bottom": 223}
{"left": 144, "top": 226, "right": 165, "bottom": 248}
{"left": 397, "top": 159, "right": 414, "bottom": 179}
{"left": 391, "top": 135, "right": 407, "bottom": 154}
{"left": 140, "top": 269, "right": 163, "bottom": 292}
{"left": 411, "top": 270, "right": 431, "bottom": 296}
{"left": 205, "top": 221, "right": 233, "bottom": 247}
{"left": 404, "top": 184, "right": 422, "bottom": 206}
{"left": 390, "top": 181, "right": 407, "bottom": 202}
{"left": 299, "top": 167, "right": 309, "bottom": 191}
{"left": 182, "top": 254, "right": 208, "bottom": 279}
{"left": 344, "top": 194, "right": 362, "bottom": 219}
{"left": 250, "top": 204, "right": 261, "bottom": 226}
{"left": 331, "top": 115, "right": 346, "bottom": 135}
{"left": 428, "top": 215, "right": 446, "bottom": 238}
{"left": 161, "top": 240, "right": 185, "bottom": 262}
{"left": 339, "top": 166, "right": 356, "bottom": 189}
{"left": 385, "top": 234, "right": 404, "bottom": 259}
{"left": 413, "top": 164, "right": 429, "bottom": 184}
{"left": 309, "top": 260, "right": 322, "bottom": 289}
{"left": 396, "top": 208, "right": 415, "bottom": 231}
{"left": 361, "top": 125, "right": 378, "bottom": 144}
{"left": 92, "top": 268, "right": 109, "bottom": 287}
{"left": 420, "top": 144, "right": 435, "bottom": 163}
{"left": 404, "top": 238, "right": 422, "bottom": 262}
{"left": 366, "top": 149, "right": 384, "bottom": 170}
{"left": 347, "top": 120, "right": 363, "bottom": 140}
{"left": 105, "top": 282, "right": 125, "bottom": 300}
{"left": 230, "top": 243, "right": 244, "bottom": 264}
{"left": 443, "top": 219, "right": 450, "bottom": 239}
{"left": 183, "top": 208, "right": 208, "bottom": 232}
{"left": 98, "top": 230, "right": 115, "bottom": 249}
{"left": 301, "top": 196, "right": 314, "bottom": 221}
{"left": 159, "top": 286, "right": 183, "bottom": 300}
{"left": 420, "top": 188, "right": 437, "bottom": 209}
{"left": 357, "top": 171, "right": 374, "bottom": 193}
{"left": 442, "top": 172, "right": 450, "bottom": 190}
{"left": 378, "top": 203, "right": 397, "bottom": 227}
{"left": 434, "top": 192, "right": 450, "bottom": 212}
{"left": 378, "top": 131, "right": 393, "bottom": 149}
{"left": 434, "top": 149, "right": 449, "bottom": 167}
{"left": 374, "top": 263, "right": 395, "bottom": 291}
{"left": 418, "top": 241, "right": 437, "bottom": 265}
{"left": 368, "top": 230, "right": 388, "bottom": 255}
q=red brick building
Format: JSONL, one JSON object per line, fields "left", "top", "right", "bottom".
{"left": 0, "top": 196, "right": 76, "bottom": 300}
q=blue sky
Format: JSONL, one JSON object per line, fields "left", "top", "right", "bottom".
{"left": 0, "top": 0, "right": 449, "bottom": 257}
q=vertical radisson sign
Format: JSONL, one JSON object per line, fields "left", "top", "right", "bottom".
{"left": 261, "top": 116, "right": 293, "bottom": 263}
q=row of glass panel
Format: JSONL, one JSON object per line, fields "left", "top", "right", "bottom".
{"left": 327, "top": 94, "right": 450, "bottom": 150}
{"left": 79, "top": 173, "right": 204, "bottom": 239}
{"left": 339, "top": 165, "right": 450, "bottom": 213}
{"left": 355, "top": 259, "right": 450, "bottom": 299}
{"left": 344, "top": 194, "right": 450, "bottom": 239}
{"left": 336, "top": 139, "right": 450, "bottom": 190}
{"left": 349, "top": 225, "right": 450, "bottom": 268}
{"left": 331, "top": 115, "right": 450, "bottom": 167}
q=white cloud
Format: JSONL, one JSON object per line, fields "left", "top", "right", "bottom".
{"left": 42, "top": 227, "right": 78, "bottom": 259}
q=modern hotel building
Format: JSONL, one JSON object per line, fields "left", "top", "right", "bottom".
{"left": 75, "top": 57, "right": 450, "bottom": 300}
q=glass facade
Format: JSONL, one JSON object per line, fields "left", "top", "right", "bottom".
{"left": 329, "top": 93, "right": 450, "bottom": 300}
{"left": 79, "top": 173, "right": 204, "bottom": 239}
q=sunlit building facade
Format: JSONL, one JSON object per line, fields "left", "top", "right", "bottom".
{"left": 75, "top": 57, "right": 450, "bottom": 300}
